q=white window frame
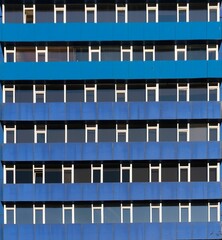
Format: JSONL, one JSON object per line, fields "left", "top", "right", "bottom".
{"left": 146, "top": 3, "right": 158, "bottom": 23}
{"left": 62, "top": 204, "right": 74, "bottom": 224}
{"left": 89, "top": 46, "right": 101, "bottom": 62}
{"left": 34, "top": 124, "right": 47, "bottom": 143}
{"left": 35, "top": 46, "right": 48, "bottom": 62}
{"left": 115, "top": 84, "right": 128, "bottom": 102}
{"left": 3, "top": 165, "right": 16, "bottom": 184}
{"left": 208, "top": 202, "right": 220, "bottom": 222}
{"left": 33, "top": 204, "right": 45, "bottom": 224}
{"left": 177, "top": 123, "right": 190, "bottom": 142}
{"left": 178, "top": 163, "right": 190, "bottom": 182}
{"left": 143, "top": 46, "right": 155, "bottom": 61}
{"left": 91, "top": 164, "right": 103, "bottom": 183}
{"left": 116, "top": 123, "right": 128, "bottom": 142}
{"left": 121, "top": 45, "right": 133, "bottom": 61}
{"left": 54, "top": 4, "right": 66, "bottom": 23}
{"left": 207, "top": 162, "right": 220, "bottom": 182}
{"left": 207, "top": 83, "right": 220, "bottom": 101}
{"left": 33, "top": 164, "right": 45, "bottom": 184}
{"left": 85, "top": 124, "right": 98, "bottom": 143}
{"left": 84, "top": 84, "right": 97, "bottom": 102}
{"left": 149, "top": 163, "right": 161, "bottom": 182}
{"left": 116, "top": 4, "right": 128, "bottom": 23}
{"left": 85, "top": 4, "right": 97, "bottom": 23}
{"left": 23, "top": 4, "right": 36, "bottom": 24}
{"left": 175, "top": 45, "right": 187, "bottom": 61}
{"left": 208, "top": 123, "right": 220, "bottom": 141}
{"left": 121, "top": 203, "right": 133, "bottom": 223}
{"left": 179, "top": 203, "right": 191, "bottom": 222}
{"left": 177, "top": 3, "right": 189, "bottom": 22}
{"left": 33, "top": 84, "right": 46, "bottom": 103}
{"left": 2, "top": 4, "right": 5, "bottom": 24}
{"left": 207, "top": 44, "right": 218, "bottom": 60}
{"left": 146, "top": 84, "right": 159, "bottom": 102}
{"left": 4, "top": 125, "right": 16, "bottom": 144}
{"left": 150, "top": 203, "right": 162, "bottom": 223}
{"left": 146, "top": 124, "right": 159, "bottom": 142}
{"left": 62, "top": 164, "right": 74, "bottom": 183}
{"left": 177, "top": 83, "right": 189, "bottom": 101}
{"left": 3, "top": 84, "right": 15, "bottom": 103}
{"left": 120, "top": 164, "right": 132, "bottom": 183}
{"left": 208, "top": 3, "right": 220, "bottom": 22}
{"left": 4, "top": 46, "right": 16, "bottom": 63}
{"left": 92, "top": 204, "right": 104, "bottom": 223}
{"left": 4, "top": 204, "right": 16, "bottom": 224}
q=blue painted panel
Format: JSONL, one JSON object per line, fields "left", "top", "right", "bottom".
{"left": 0, "top": 22, "right": 221, "bottom": 42}
{"left": 1, "top": 61, "right": 222, "bottom": 81}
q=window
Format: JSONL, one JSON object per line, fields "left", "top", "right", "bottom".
{"left": 208, "top": 203, "right": 220, "bottom": 222}
{"left": 149, "top": 163, "right": 161, "bottom": 182}
{"left": 116, "top": 4, "right": 128, "bottom": 23}
{"left": 91, "top": 164, "right": 103, "bottom": 183}
{"left": 146, "top": 84, "right": 159, "bottom": 101}
{"left": 4, "top": 125, "right": 16, "bottom": 143}
{"left": 85, "top": 124, "right": 98, "bottom": 143}
{"left": 147, "top": 124, "right": 159, "bottom": 142}
{"left": 54, "top": 5, "right": 66, "bottom": 23}
{"left": 208, "top": 163, "right": 220, "bottom": 182}
{"left": 177, "top": 123, "right": 190, "bottom": 142}
{"left": 177, "top": 83, "right": 189, "bottom": 101}
{"left": 208, "top": 123, "right": 219, "bottom": 141}
{"left": 207, "top": 83, "right": 219, "bottom": 101}
{"left": 89, "top": 46, "right": 101, "bottom": 61}
{"left": 175, "top": 45, "right": 187, "bottom": 61}
{"left": 62, "top": 204, "right": 74, "bottom": 224}
{"left": 208, "top": 3, "right": 219, "bottom": 22}
{"left": 150, "top": 203, "right": 162, "bottom": 223}
{"left": 121, "top": 45, "right": 133, "bottom": 61}
{"left": 207, "top": 44, "right": 218, "bottom": 60}
{"left": 62, "top": 164, "right": 74, "bottom": 183}
{"left": 33, "top": 165, "right": 45, "bottom": 184}
{"left": 146, "top": 3, "right": 158, "bottom": 22}
{"left": 85, "top": 4, "right": 97, "bottom": 23}
{"left": 179, "top": 203, "right": 191, "bottom": 222}
{"left": 178, "top": 163, "right": 190, "bottom": 182}
{"left": 33, "top": 204, "right": 45, "bottom": 224}
{"left": 3, "top": 84, "right": 15, "bottom": 103}
{"left": 4, "top": 46, "right": 16, "bottom": 62}
{"left": 177, "top": 3, "right": 189, "bottom": 22}
{"left": 116, "top": 124, "right": 128, "bottom": 142}
{"left": 23, "top": 4, "right": 35, "bottom": 23}
{"left": 115, "top": 84, "right": 127, "bottom": 102}
{"left": 4, "top": 165, "right": 15, "bottom": 184}
{"left": 36, "top": 46, "right": 48, "bottom": 62}
{"left": 84, "top": 84, "right": 97, "bottom": 102}
{"left": 120, "top": 164, "right": 132, "bottom": 183}
{"left": 121, "top": 204, "right": 132, "bottom": 223}
{"left": 143, "top": 46, "right": 155, "bottom": 61}
{"left": 33, "top": 84, "right": 46, "bottom": 103}
{"left": 4, "top": 204, "right": 16, "bottom": 224}
{"left": 34, "top": 125, "right": 47, "bottom": 143}
{"left": 92, "top": 204, "right": 104, "bottom": 223}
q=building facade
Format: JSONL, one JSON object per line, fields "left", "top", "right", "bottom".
{"left": 0, "top": 0, "right": 222, "bottom": 239}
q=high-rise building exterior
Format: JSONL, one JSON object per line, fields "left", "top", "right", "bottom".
{"left": 0, "top": 1, "right": 222, "bottom": 239}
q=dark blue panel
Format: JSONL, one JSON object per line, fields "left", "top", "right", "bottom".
{"left": 97, "top": 143, "right": 113, "bottom": 161}
{"left": 113, "top": 143, "right": 129, "bottom": 160}
{"left": 176, "top": 223, "right": 192, "bottom": 240}
{"left": 161, "top": 223, "right": 177, "bottom": 240}
{"left": 129, "top": 142, "right": 145, "bottom": 160}
{"left": 50, "top": 143, "right": 65, "bottom": 161}
{"left": 48, "top": 103, "right": 66, "bottom": 120}
{"left": 82, "top": 103, "right": 97, "bottom": 120}
{"left": 129, "top": 102, "right": 146, "bottom": 120}
{"left": 82, "top": 143, "right": 98, "bottom": 161}
{"left": 160, "top": 102, "right": 177, "bottom": 119}
{"left": 145, "top": 223, "right": 161, "bottom": 240}
{"left": 66, "top": 103, "right": 82, "bottom": 120}
{"left": 113, "top": 103, "right": 128, "bottom": 120}
{"left": 98, "top": 103, "right": 113, "bottom": 120}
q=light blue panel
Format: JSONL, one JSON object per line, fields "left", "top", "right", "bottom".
{"left": 33, "top": 103, "right": 48, "bottom": 120}
{"left": 129, "top": 102, "right": 146, "bottom": 120}
{"left": 66, "top": 103, "right": 82, "bottom": 120}
{"left": 82, "top": 184, "right": 97, "bottom": 201}
{"left": 3, "top": 225, "right": 18, "bottom": 240}
{"left": 176, "top": 223, "right": 192, "bottom": 240}
{"left": 161, "top": 183, "right": 177, "bottom": 200}
{"left": 129, "top": 223, "right": 144, "bottom": 240}
{"left": 18, "top": 225, "right": 34, "bottom": 240}
{"left": 161, "top": 223, "right": 177, "bottom": 240}
{"left": 129, "top": 142, "right": 145, "bottom": 160}
{"left": 145, "top": 103, "right": 160, "bottom": 119}
{"left": 113, "top": 143, "right": 129, "bottom": 160}
{"left": 82, "top": 143, "right": 98, "bottom": 160}
{"left": 207, "top": 102, "right": 221, "bottom": 119}
{"left": 145, "top": 143, "right": 161, "bottom": 160}
{"left": 113, "top": 224, "right": 129, "bottom": 240}
{"left": 48, "top": 103, "right": 66, "bottom": 120}
{"left": 98, "top": 103, "right": 113, "bottom": 120}
{"left": 17, "top": 144, "right": 33, "bottom": 161}
{"left": 208, "top": 142, "right": 221, "bottom": 159}
{"left": 130, "top": 183, "right": 145, "bottom": 201}
{"left": 177, "top": 183, "right": 192, "bottom": 199}
{"left": 99, "top": 224, "right": 113, "bottom": 240}
{"left": 33, "top": 144, "right": 49, "bottom": 161}
{"left": 82, "top": 103, "right": 97, "bottom": 120}
{"left": 97, "top": 143, "right": 113, "bottom": 161}
{"left": 16, "top": 184, "right": 35, "bottom": 202}
{"left": 66, "top": 184, "right": 82, "bottom": 202}
{"left": 144, "top": 183, "right": 161, "bottom": 200}
{"left": 50, "top": 143, "right": 65, "bottom": 161}
{"left": 177, "top": 142, "right": 192, "bottom": 160}
{"left": 50, "top": 225, "right": 66, "bottom": 240}
{"left": 190, "top": 182, "right": 206, "bottom": 200}
{"left": 35, "top": 185, "right": 49, "bottom": 202}
{"left": 176, "top": 102, "right": 192, "bottom": 119}
{"left": 161, "top": 142, "right": 177, "bottom": 160}
{"left": 66, "top": 224, "right": 82, "bottom": 240}
{"left": 2, "top": 144, "right": 16, "bottom": 160}
{"left": 113, "top": 103, "right": 128, "bottom": 120}
{"left": 113, "top": 183, "right": 129, "bottom": 201}
{"left": 2, "top": 104, "right": 17, "bottom": 120}
{"left": 207, "top": 182, "right": 221, "bottom": 200}
{"left": 192, "top": 223, "right": 208, "bottom": 239}
{"left": 207, "top": 222, "right": 222, "bottom": 239}
{"left": 82, "top": 224, "right": 98, "bottom": 240}
{"left": 18, "top": 103, "right": 33, "bottom": 121}
{"left": 145, "top": 224, "right": 161, "bottom": 240}
{"left": 2, "top": 184, "right": 17, "bottom": 201}
{"left": 192, "top": 102, "right": 207, "bottom": 119}
{"left": 50, "top": 184, "right": 65, "bottom": 201}
{"left": 66, "top": 143, "right": 82, "bottom": 161}
{"left": 191, "top": 142, "right": 207, "bottom": 159}
{"left": 160, "top": 102, "right": 177, "bottom": 119}
{"left": 35, "top": 225, "right": 51, "bottom": 240}
{"left": 99, "top": 183, "right": 115, "bottom": 201}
